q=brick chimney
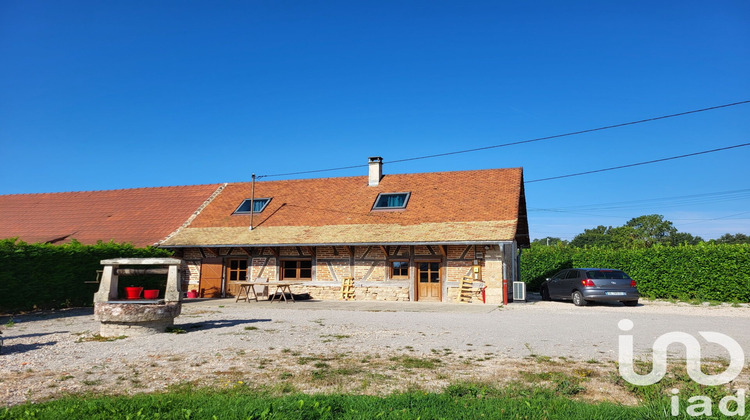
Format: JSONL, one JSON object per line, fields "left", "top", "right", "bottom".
{"left": 368, "top": 156, "right": 383, "bottom": 186}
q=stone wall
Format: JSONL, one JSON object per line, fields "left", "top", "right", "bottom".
{"left": 296, "top": 285, "right": 410, "bottom": 301}
{"left": 176, "top": 243, "right": 512, "bottom": 303}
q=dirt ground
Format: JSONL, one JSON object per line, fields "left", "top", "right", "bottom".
{"left": 1, "top": 298, "right": 747, "bottom": 407}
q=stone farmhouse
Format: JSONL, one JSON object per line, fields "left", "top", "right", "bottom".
{"left": 0, "top": 158, "right": 529, "bottom": 304}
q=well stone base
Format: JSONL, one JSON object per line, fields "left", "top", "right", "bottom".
{"left": 95, "top": 302, "right": 181, "bottom": 337}
{"left": 99, "top": 319, "right": 175, "bottom": 337}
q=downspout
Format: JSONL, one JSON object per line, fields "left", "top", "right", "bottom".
{"left": 516, "top": 247, "right": 523, "bottom": 291}
{"left": 515, "top": 242, "right": 520, "bottom": 282}
{"left": 501, "top": 243, "right": 508, "bottom": 305}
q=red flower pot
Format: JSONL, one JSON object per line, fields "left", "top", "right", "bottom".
{"left": 124, "top": 287, "right": 143, "bottom": 299}
{"left": 143, "top": 289, "right": 159, "bottom": 299}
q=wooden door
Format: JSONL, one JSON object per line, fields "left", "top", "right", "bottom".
{"left": 199, "top": 257, "right": 223, "bottom": 298}
{"left": 225, "top": 258, "right": 248, "bottom": 297}
{"left": 417, "top": 261, "right": 441, "bottom": 302}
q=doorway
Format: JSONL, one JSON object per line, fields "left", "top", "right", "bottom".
{"left": 416, "top": 261, "right": 441, "bottom": 302}
{"left": 199, "top": 257, "right": 223, "bottom": 298}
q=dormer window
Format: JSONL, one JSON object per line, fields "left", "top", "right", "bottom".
{"left": 372, "top": 192, "right": 410, "bottom": 210}
{"left": 233, "top": 198, "right": 271, "bottom": 214}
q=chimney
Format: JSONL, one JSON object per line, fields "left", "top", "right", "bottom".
{"left": 368, "top": 156, "right": 383, "bottom": 186}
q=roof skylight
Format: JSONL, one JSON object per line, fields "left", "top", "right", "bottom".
{"left": 233, "top": 198, "right": 271, "bottom": 214}
{"left": 372, "top": 192, "right": 410, "bottom": 210}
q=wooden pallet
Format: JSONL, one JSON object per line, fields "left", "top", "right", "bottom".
{"left": 340, "top": 277, "right": 355, "bottom": 300}
{"left": 456, "top": 276, "right": 474, "bottom": 303}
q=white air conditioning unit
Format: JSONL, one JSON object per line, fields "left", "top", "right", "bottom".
{"left": 513, "top": 282, "right": 527, "bottom": 302}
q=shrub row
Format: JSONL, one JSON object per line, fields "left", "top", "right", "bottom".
{"left": 0, "top": 239, "right": 172, "bottom": 313}
{"left": 520, "top": 243, "right": 750, "bottom": 302}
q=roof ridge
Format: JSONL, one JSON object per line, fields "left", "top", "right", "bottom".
{"left": 226, "top": 167, "right": 522, "bottom": 185}
{"left": 156, "top": 183, "right": 229, "bottom": 246}
{"left": 2, "top": 167, "right": 522, "bottom": 196}
{"left": 0, "top": 183, "right": 226, "bottom": 197}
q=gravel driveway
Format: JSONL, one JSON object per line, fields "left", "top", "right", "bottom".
{"left": 1, "top": 298, "right": 748, "bottom": 406}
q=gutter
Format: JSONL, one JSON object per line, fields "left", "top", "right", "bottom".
{"left": 160, "top": 240, "right": 516, "bottom": 249}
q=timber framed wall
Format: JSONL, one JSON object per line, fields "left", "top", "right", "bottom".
{"left": 174, "top": 243, "right": 511, "bottom": 303}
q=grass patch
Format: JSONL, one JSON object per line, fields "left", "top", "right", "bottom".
{"left": 0, "top": 383, "right": 669, "bottom": 419}
{"left": 165, "top": 327, "right": 186, "bottom": 334}
{"left": 296, "top": 356, "right": 318, "bottom": 366}
{"left": 311, "top": 367, "right": 363, "bottom": 382}
{"left": 81, "top": 379, "right": 103, "bottom": 386}
{"left": 278, "top": 372, "right": 293, "bottom": 380}
{"left": 76, "top": 334, "right": 127, "bottom": 343}
{"left": 527, "top": 354, "right": 553, "bottom": 363}
{"left": 389, "top": 355, "right": 441, "bottom": 369}
{"left": 612, "top": 359, "right": 734, "bottom": 403}
{"left": 320, "top": 334, "right": 350, "bottom": 340}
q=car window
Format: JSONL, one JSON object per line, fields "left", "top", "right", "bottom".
{"left": 565, "top": 270, "right": 579, "bottom": 279}
{"left": 552, "top": 270, "right": 567, "bottom": 279}
{"left": 586, "top": 270, "right": 630, "bottom": 279}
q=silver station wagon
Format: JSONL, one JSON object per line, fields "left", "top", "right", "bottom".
{"left": 540, "top": 268, "right": 639, "bottom": 306}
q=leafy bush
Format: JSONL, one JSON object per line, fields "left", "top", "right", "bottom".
{"left": 0, "top": 238, "right": 172, "bottom": 313}
{"left": 521, "top": 243, "right": 750, "bottom": 302}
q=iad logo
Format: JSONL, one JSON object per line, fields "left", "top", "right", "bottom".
{"left": 617, "top": 319, "right": 746, "bottom": 417}
{"left": 618, "top": 319, "right": 744, "bottom": 386}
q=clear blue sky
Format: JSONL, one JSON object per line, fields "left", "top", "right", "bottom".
{"left": 1, "top": 1, "right": 748, "bottom": 240}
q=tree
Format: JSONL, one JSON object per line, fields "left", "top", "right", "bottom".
{"left": 569, "top": 214, "right": 699, "bottom": 248}
{"left": 714, "top": 233, "right": 750, "bottom": 244}
{"left": 570, "top": 226, "right": 623, "bottom": 248}
{"left": 669, "top": 232, "right": 704, "bottom": 246}
{"left": 620, "top": 214, "right": 677, "bottom": 247}
{"left": 531, "top": 237, "right": 568, "bottom": 247}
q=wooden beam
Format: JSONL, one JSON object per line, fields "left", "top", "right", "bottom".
{"left": 379, "top": 245, "right": 389, "bottom": 258}
{"left": 348, "top": 246, "right": 355, "bottom": 257}
{"left": 240, "top": 247, "right": 253, "bottom": 256}
{"left": 203, "top": 247, "right": 218, "bottom": 257}
{"left": 361, "top": 246, "right": 372, "bottom": 259}
{"left": 268, "top": 247, "right": 279, "bottom": 258}
{"left": 438, "top": 245, "right": 447, "bottom": 257}
{"left": 116, "top": 268, "right": 169, "bottom": 276}
{"left": 305, "top": 246, "right": 316, "bottom": 258}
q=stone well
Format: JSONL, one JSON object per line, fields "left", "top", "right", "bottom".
{"left": 93, "top": 258, "right": 183, "bottom": 337}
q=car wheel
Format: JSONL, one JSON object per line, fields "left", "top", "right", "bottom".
{"left": 572, "top": 291, "right": 588, "bottom": 306}
{"left": 540, "top": 285, "right": 551, "bottom": 301}
{"left": 622, "top": 300, "right": 638, "bottom": 307}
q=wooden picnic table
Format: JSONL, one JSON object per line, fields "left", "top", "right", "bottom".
{"left": 234, "top": 281, "right": 303, "bottom": 303}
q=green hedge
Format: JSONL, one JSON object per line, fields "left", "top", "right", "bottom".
{"left": 0, "top": 239, "right": 172, "bottom": 313}
{"left": 520, "top": 243, "right": 750, "bottom": 302}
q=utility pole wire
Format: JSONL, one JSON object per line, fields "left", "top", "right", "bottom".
{"left": 387, "top": 101, "right": 750, "bottom": 165}
{"left": 257, "top": 100, "right": 750, "bottom": 179}
{"left": 526, "top": 142, "right": 750, "bottom": 183}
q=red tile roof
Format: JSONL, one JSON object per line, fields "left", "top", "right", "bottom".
{"left": 163, "top": 168, "right": 529, "bottom": 247}
{"left": 0, "top": 184, "right": 223, "bottom": 247}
